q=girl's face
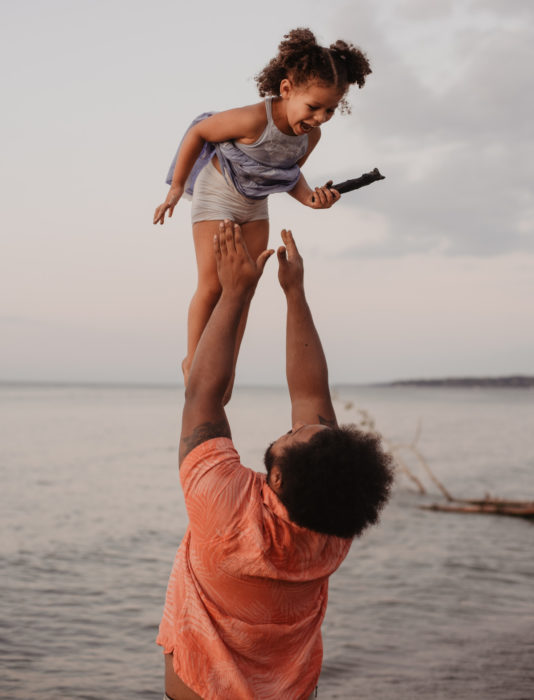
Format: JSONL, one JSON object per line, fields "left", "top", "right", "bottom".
{"left": 280, "top": 79, "right": 345, "bottom": 136}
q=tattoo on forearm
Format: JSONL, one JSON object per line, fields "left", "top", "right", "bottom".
{"left": 318, "top": 414, "right": 337, "bottom": 428}
{"left": 180, "top": 419, "right": 231, "bottom": 463}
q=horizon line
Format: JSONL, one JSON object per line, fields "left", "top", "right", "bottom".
{"left": 1, "top": 374, "right": 533, "bottom": 390}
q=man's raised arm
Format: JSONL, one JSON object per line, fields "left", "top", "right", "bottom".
{"left": 276, "top": 229, "right": 337, "bottom": 428}
{"left": 179, "top": 221, "right": 273, "bottom": 464}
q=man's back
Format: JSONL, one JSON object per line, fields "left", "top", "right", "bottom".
{"left": 158, "top": 438, "right": 351, "bottom": 700}
{"left": 158, "top": 224, "right": 392, "bottom": 700}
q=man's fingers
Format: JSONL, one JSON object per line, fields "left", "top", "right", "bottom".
{"left": 281, "top": 229, "right": 292, "bottom": 245}
{"left": 233, "top": 222, "right": 250, "bottom": 258}
{"left": 224, "top": 220, "right": 237, "bottom": 253}
{"left": 256, "top": 249, "right": 274, "bottom": 273}
{"left": 213, "top": 231, "right": 222, "bottom": 260}
{"left": 277, "top": 245, "right": 287, "bottom": 263}
{"left": 219, "top": 222, "right": 228, "bottom": 255}
{"left": 281, "top": 229, "right": 299, "bottom": 257}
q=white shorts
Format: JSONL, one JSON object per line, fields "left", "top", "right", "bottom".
{"left": 191, "top": 159, "right": 269, "bottom": 225}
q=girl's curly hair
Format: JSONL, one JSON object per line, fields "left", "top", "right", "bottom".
{"left": 255, "top": 28, "right": 372, "bottom": 114}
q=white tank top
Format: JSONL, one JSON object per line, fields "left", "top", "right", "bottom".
{"left": 234, "top": 97, "right": 308, "bottom": 168}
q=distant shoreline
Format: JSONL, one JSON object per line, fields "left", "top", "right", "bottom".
{"left": 380, "top": 375, "right": 534, "bottom": 389}
{"left": 1, "top": 375, "right": 533, "bottom": 390}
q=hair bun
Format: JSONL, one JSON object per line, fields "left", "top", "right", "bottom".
{"left": 279, "top": 27, "right": 318, "bottom": 56}
{"left": 329, "top": 39, "right": 371, "bottom": 88}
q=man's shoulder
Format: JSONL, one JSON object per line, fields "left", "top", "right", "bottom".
{"left": 179, "top": 418, "right": 232, "bottom": 466}
{"left": 181, "top": 435, "right": 237, "bottom": 471}
{"left": 180, "top": 435, "right": 258, "bottom": 494}
{"left": 180, "top": 437, "right": 264, "bottom": 522}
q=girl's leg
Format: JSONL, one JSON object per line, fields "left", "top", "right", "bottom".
{"left": 223, "top": 218, "right": 269, "bottom": 404}
{"left": 183, "top": 218, "right": 269, "bottom": 401}
{"left": 183, "top": 220, "right": 223, "bottom": 385}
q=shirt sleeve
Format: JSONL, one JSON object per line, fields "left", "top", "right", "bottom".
{"left": 180, "top": 437, "right": 258, "bottom": 542}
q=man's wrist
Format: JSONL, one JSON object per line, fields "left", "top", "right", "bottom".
{"left": 220, "top": 287, "right": 253, "bottom": 306}
{"left": 284, "top": 285, "right": 306, "bottom": 303}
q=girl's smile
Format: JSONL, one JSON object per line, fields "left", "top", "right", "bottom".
{"left": 278, "top": 80, "right": 345, "bottom": 136}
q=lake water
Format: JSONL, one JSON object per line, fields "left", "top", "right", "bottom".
{"left": 1, "top": 382, "right": 533, "bottom": 699}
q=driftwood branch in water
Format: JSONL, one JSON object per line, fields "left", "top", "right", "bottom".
{"left": 389, "top": 420, "right": 454, "bottom": 502}
{"left": 331, "top": 391, "right": 533, "bottom": 519}
{"left": 388, "top": 449, "right": 427, "bottom": 494}
{"left": 333, "top": 398, "right": 452, "bottom": 499}
{"left": 334, "top": 402, "right": 428, "bottom": 495}
{"left": 420, "top": 501, "right": 534, "bottom": 519}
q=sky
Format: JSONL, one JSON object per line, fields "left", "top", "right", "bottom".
{"left": 1, "top": 0, "right": 533, "bottom": 385}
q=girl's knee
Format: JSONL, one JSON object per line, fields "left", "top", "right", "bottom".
{"left": 196, "top": 279, "right": 222, "bottom": 304}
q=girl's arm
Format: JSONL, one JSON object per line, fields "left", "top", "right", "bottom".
{"left": 297, "top": 127, "right": 322, "bottom": 169}
{"left": 288, "top": 128, "right": 340, "bottom": 209}
{"left": 154, "top": 104, "right": 267, "bottom": 225}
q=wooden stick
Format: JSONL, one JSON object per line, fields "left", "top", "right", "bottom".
{"left": 331, "top": 168, "right": 385, "bottom": 194}
{"left": 312, "top": 168, "right": 385, "bottom": 203}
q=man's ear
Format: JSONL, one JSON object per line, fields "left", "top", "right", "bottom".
{"left": 269, "top": 464, "right": 283, "bottom": 494}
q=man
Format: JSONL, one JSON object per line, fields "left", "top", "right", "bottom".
{"left": 157, "top": 221, "right": 393, "bottom": 700}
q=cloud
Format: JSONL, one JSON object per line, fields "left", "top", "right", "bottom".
{"left": 329, "top": 0, "right": 534, "bottom": 257}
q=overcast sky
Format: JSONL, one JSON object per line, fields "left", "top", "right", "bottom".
{"left": 2, "top": 0, "right": 533, "bottom": 385}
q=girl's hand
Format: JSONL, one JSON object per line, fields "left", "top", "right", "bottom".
{"left": 308, "top": 181, "right": 340, "bottom": 209}
{"left": 153, "top": 186, "right": 184, "bottom": 225}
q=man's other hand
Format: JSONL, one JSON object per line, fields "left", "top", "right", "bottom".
{"left": 277, "top": 229, "right": 304, "bottom": 295}
{"left": 214, "top": 220, "right": 274, "bottom": 297}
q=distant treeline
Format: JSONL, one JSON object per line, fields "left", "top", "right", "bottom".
{"left": 385, "top": 375, "right": 534, "bottom": 388}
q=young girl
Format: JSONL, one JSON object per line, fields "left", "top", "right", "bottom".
{"left": 153, "top": 28, "right": 371, "bottom": 398}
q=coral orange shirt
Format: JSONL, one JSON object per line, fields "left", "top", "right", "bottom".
{"left": 157, "top": 438, "right": 351, "bottom": 700}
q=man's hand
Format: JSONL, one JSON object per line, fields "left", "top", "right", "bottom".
{"left": 214, "top": 220, "right": 274, "bottom": 297}
{"left": 277, "top": 229, "right": 304, "bottom": 295}
{"left": 153, "top": 185, "right": 184, "bottom": 224}
{"left": 278, "top": 228, "right": 337, "bottom": 427}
